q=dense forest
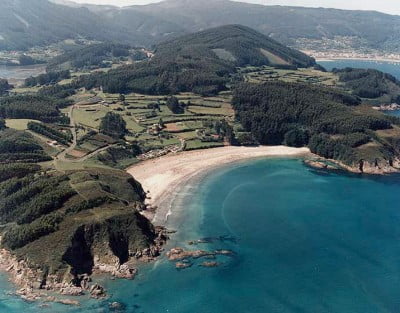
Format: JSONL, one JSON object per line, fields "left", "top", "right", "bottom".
{"left": 99, "top": 112, "right": 128, "bottom": 139}
{"left": 25, "top": 70, "right": 71, "bottom": 87}
{"left": 0, "top": 79, "right": 12, "bottom": 96}
{"left": 232, "top": 81, "right": 399, "bottom": 165}
{"left": 77, "top": 25, "right": 315, "bottom": 96}
{"left": 0, "top": 95, "right": 71, "bottom": 123}
{"left": 27, "top": 122, "right": 72, "bottom": 145}
{"left": 47, "top": 43, "right": 138, "bottom": 71}
{"left": 334, "top": 68, "right": 400, "bottom": 102}
{"left": 0, "top": 129, "right": 52, "bottom": 163}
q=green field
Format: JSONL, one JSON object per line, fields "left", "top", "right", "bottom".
{"left": 242, "top": 66, "right": 340, "bottom": 87}
{"left": 5, "top": 119, "right": 39, "bottom": 130}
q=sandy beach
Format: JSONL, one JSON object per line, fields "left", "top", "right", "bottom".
{"left": 127, "top": 146, "right": 310, "bottom": 224}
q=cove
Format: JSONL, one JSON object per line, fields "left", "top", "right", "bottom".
{"left": 102, "top": 158, "right": 400, "bottom": 313}
{"left": 1, "top": 158, "right": 400, "bottom": 312}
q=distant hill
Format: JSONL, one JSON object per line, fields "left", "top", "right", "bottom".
{"left": 156, "top": 25, "right": 315, "bottom": 68}
{"left": 77, "top": 25, "right": 315, "bottom": 95}
{"left": 0, "top": 0, "right": 150, "bottom": 50}
{"left": 46, "top": 43, "right": 148, "bottom": 72}
{"left": 334, "top": 68, "right": 400, "bottom": 104}
{"left": 117, "top": 0, "right": 400, "bottom": 52}
{"left": 1, "top": 0, "right": 400, "bottom": 53}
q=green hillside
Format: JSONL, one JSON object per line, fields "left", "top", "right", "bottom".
{"left": 232, "top": 81, "right": 400, "bottom": 171}
{"left": 0, "top": 165, "right": 158, "bottom": 281}
{"left": 156, "top": 25, "right": 315, "bottom": 68}
{"left": 0, "top": 0, "right": 147, "bottom": 50}
{"left": 77, "top": 25, "right": 315, "bottom": 96}
{"left": 2, "top": 0, "right": 400, "bottom": 53}
{"left": 334, "top": 68, "right": 400, "bottom": 104}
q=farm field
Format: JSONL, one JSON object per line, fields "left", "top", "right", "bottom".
{"left": 242, "top": 66, "right": 340, "bottom": 87}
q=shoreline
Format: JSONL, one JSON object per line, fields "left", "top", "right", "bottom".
{"left": 127, "top": 146, "right": 311, "bottom": 225}
{"left": 316, "top": 57, "right": 400, "bottom": 63}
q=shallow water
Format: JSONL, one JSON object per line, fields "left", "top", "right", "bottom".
{"left": 0, "top": 65, "right": 45, "bottom": 81}
{"left": 2, "top": 158, "right": 399, "bottom": 312}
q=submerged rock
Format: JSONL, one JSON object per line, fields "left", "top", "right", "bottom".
{"left": 200, "top": 261, "right": 220, "bottom": 268}
{"left": 166, "top": 247, "right": 214, "bottom": 261}
{"left": 175, "top": 262, "right": 193, "bottom": 269}
{"left": 109, "top": 301, "right": 126, "bottom": 311}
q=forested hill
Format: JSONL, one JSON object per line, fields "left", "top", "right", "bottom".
{"left": 77, "top": 25, "right": 315, "bottom": 96}
{"left": 2, "top": 0, "right": 400, "bottom": 53}
{"left": 155, "top": 25, "right": 315, "bottom": 68}
{"left": 232, "top": 81, "right": 400, "bottom": 172}
{"left": 97, "top": 0, "right": 400, "bottom": 53}
{"left": 334, "top": 68, "right": 400, "bottom": 104}
{"left": 0, "top": 0, "right": 148, "bottom": 50}
{"left": 46, "top": 43, "right": 147, "bottom": 72}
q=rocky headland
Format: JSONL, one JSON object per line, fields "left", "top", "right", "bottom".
{"left": 305, "top": 157, "right": 400, "bottom": 175}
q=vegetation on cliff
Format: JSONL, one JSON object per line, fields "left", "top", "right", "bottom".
{"left": 0, "top": 164, "right": 160, "bottom": 285}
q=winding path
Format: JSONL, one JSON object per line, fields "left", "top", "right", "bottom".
{"left": 56, "top": 105, "right": 116, "bottom": 163}
{"left": 56, "top": 105, "right": 77, "bottom": 162}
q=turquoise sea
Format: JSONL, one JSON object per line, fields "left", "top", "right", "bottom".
{"left": 2, "top": 60, "right": 400, "bottom": 312}
{"left": 2, "top": 158, "right": 400, "bottom": 313}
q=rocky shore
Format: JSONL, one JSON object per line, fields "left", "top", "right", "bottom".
{"left": 304, "top": 157, "right": 400, "bottom": 175}
{"left": 167, "top": 247, "right": 235, "bottom": 270}
{"left": 0, "top": 226, "right": 169, "bottom": 305}
{"left": 373, "top": 103, "right": 400, "bottom": 111}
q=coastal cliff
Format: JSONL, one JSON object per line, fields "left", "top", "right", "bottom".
{"left": 0, "top": 167, "right": 167, "bottom": 302}
{"left": 305, "top": 157, "right": 400, "bottom": 174}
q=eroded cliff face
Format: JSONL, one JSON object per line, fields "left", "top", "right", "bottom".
{"left": 0, "top": 213, "right": 168, "bottom": 301}
{"left": 305, "top": 157, "right": 400, "bottom": 175}
{"left": 357, "top": 158, "right": 400, "bottom": 174}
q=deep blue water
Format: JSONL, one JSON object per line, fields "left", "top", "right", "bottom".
{"left": 2, "top": 158, "right": 400, "bottom": 313}
{"left": 318, "top": 59, "right": 400, "bottom": 80}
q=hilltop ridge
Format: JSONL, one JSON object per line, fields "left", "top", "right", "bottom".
{"left": 77, "top": 24, "right": 315, "bottom": 95}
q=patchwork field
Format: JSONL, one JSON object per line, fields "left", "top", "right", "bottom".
{"left": 242, "top": 66, "right": 340, "bottom": 87}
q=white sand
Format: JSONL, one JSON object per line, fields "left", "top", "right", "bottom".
{"left": 127, "top": 146, "right": 310, "bottom": 224}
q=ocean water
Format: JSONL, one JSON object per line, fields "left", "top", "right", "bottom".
{"left": 2, "top": 158, "right": 400, "bottom": 313}
{"left": 318, "top": 59, "right": 400, "bottom": 118}
{"left": 318, "top": 59, "right": 400, "bottom": 80}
